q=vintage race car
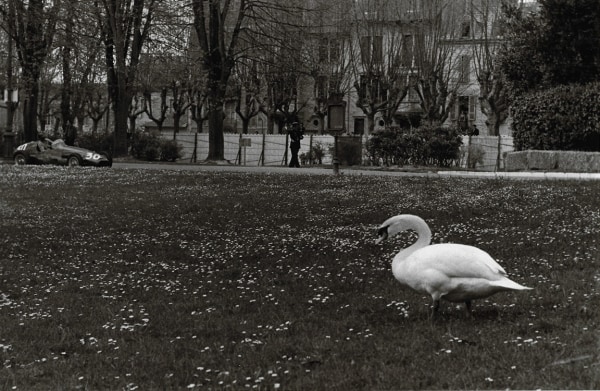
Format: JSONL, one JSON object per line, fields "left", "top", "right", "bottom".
{"left": 13, "top": 139, "right": 112, "bottom": 167}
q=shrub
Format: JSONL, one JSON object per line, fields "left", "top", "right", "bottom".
{"left": 366, "top": 125, "right": 463, "bottom": 167}
{"left": 131, "top": 131, "right": 184, "bottom": 162}
{"left": 512, "top": 82, "right": 600, "bottom": 151}
{"left": 329, "top": 137, "right": 362, "bottom": 166}
{"left": 365, "top": 128, "right": 402, "bottom": 165}
{"left": 131, "top": 131, "right": 161, "bottom": 161}
{"left": 159, "top": 139, "right": 183, "bottom": 162}
{"left": 76, "top": 133, "right": 114, "bottom": 155}
{"left": 466, "top": 144, "right": 485, "bottom": 169}
{"left": 421, "top": 125, "right": 463, "bottom": 166}
{"left": 301, "top": 142, "right": 328, "bottom": 165}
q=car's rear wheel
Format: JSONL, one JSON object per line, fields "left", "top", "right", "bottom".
{"left": 14, "top": 153, "right": 27, "bottom": 165}
{"left": 67, "top": 155, "right": 82, "bottom": 166}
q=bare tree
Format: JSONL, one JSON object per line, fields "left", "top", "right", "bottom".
{"left": 86, "top": 86, "right": 110, "bottom": 135}
{"left": 143, "top": 1, "right": 193, "bottom": 139}
{"left": 57, "top": 1, "right": 104, "bottom": 145}
{"left": 97, "top": 0, "right": 157, "bottom": 156}
{"left": 137, "top": 56, "right": 170, "bottom": 134}
{"left": 189, "top": 87, "right": 208, "bottom": 134}
{"left": 261, "top": 38, "right": 308, "bottom": 132}
{"left": 304, "top": 0, "right": 354, "bottom": 134}
{"left": 470, "top": 0, "right": 509, "bottom": 136}
{"left": 190, "top": 0, "right": 304, "bottom": 159}
{"left": 128, "top": 92, "right": 146, "bottom": 134}
{"left": 190, "top": 0, "right": 245, "bottom": 160}
{"left": 410, "top": 0, "right": 467, "bottom": 126}
{"left": 0, "top": 0, "right": 61, "bottom": 142}
{"left": 37, "top": 53, "right": 60, "bottom": 135}
{"left": 232, "top": 56, "right": 262, "bottom": 134}
{"left": 348, "top": 0, "right": 414, "bottom": 135}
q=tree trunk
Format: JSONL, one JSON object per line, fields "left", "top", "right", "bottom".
{"left": 128, "top": 116, "right": 137, "bottom": 138}
{"left": 173, "top": 112, "right": 181, "bottom": 140}
{"left": 486, "top": 111, "right": 500, "bottom": 137}
{"left": 92, "top": 118, "right": 100, "bottom": 135}
{"left": 207, "top": 99, "right": 225, "bottom": 160}
{"left": 366, "top": 112, "right": 376, "bottom": 137}
{"left": 22, "top": 81, "right": 39, "bottom": 142}
{"left": 113, "top": 97, "right": 129, "bottom": 156}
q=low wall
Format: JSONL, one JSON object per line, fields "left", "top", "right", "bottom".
{"left": 505, "top": 150, "right": 600, "bottom": 172}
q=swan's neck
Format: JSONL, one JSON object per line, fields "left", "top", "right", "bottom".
{"left": 392, "top": 215, "right": 432, "bottom": 264}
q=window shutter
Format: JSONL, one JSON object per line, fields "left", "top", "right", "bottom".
{"left": 468, "top": 96, "right": 476, "bottom": 121}
{"left": 360, "top": 36, "right": 371, "bottom": 65}
{"left": 373, "top": 36, "right": 383, "bottom": 64}
{"left": 460, "top": 55, "right": 470, "bottom": 83}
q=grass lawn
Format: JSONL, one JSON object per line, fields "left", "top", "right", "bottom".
{"left": 0, "top": 166, "right": 598, "bottom": 390}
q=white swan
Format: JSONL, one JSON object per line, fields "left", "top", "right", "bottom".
{"left": 376, "top": 214, "right": 532, "bottom": 315}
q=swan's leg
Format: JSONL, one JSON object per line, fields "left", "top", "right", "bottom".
{"left": 431, "top": 299, "right": 441, "bottom": 318}
{"left": 465, "top": 300, "right": 472, "bottom": 316}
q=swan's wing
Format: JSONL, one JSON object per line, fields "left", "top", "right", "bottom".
{"left": 407, "top": 244, "right": 507, "bottom": 280}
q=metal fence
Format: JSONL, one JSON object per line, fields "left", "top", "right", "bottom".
{"left": 164, "top": 131, "right": 514, "bottom": 171}
{"left": 167, "top": 132, "right": 339, "bottom": 166}
{"left": 460, "top": 135, "right": 514, "bottom": 171}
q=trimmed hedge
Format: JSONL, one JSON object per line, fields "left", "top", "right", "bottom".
{"left": 366, "top": 125, "right": 463, "bottom": 167}
{"left": 76, "top": 133, "right": 114, "bottom": 156}
{"left": 131, "top": 131, "right": 183, "bottom": 162}
{"left": 512, "top": 83, "right": 600, "bottom": 151}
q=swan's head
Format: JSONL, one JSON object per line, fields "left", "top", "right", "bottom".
{"left": 375, "top": 214, "right": 427, "bottom": 244}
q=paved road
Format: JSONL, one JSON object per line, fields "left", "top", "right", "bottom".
{"left": 2, "top": 157, "right": 597, "bottom": 180}
{"left": 113, "top": 161, "right": 600, "bottom": 181}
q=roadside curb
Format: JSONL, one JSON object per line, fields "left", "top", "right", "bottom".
{"left": 3, "top": 158, "right": 599, "bottom": 180}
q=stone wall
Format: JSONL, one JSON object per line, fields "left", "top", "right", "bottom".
{"left": 505, "top": 150, "right": 600, "bottom": 172}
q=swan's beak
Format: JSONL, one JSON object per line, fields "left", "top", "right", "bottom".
{"left": 375, "top": 226, "right": 388, "bottom": 244}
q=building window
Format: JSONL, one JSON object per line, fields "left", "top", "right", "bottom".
{"left": 461, "top": 19, "right": 471, "bottom": 38}
{"left": 360, "top": 35, "right": 383, "bottom": 66}
{"left": 319, "top": 38, "right": 328, "bottom": 63}
{"left": 372, "top": 35, "right": 383, "bottom": 64}
{"left": 319, "top": 37, "right": 342, "bottom": 64}
{"left": 401, "top": 34, "right": 413, "bottom": 67}
{"left": 316, "top": 75, "right": 327, "bottom": 99}
{"left": 354, "top": 118, "right": 365, "bottom": 135}
{"left": 359, "top": 73, "right": 387, "bottom": 103}
{"left": 491, "top": 19, "right": 506, "bottom": 38}
{"left": 451, "top": 95, "right": 476, "bottom": 130}
{"left": 360, "top": 36, "right": 371, "bottom": 65}
{"left": 330, "top": 39, "right": 341, "bottom": 62}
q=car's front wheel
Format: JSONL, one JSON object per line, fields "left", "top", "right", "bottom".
{"left": 14, "top": 153, "right": 27, "bottom": 165}
{"left": 67, "top": 155, "right": 82, "bottom": 166}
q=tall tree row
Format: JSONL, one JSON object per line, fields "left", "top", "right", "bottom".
{"left": 190, "top": 0, "right": 244, "bottom": 161}
{"left": 1, "top": 0, "right": 61, "bottom": 142}
{"left": 97, "top": 0, "right": 157, "bottom": 156}
{"left": 190, "top": 0, "right": 305, "bottom": 160}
